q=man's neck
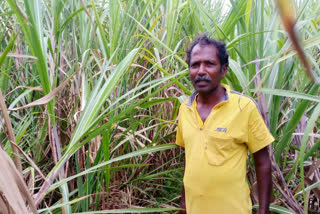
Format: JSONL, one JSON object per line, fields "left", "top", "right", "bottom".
{"left": 197, "top": 84, "right": 225, "bottom": 106}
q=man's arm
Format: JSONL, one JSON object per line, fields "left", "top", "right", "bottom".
{"left": 178, "top": 185, "right": 186, "bottom": 214}
{"left": 253, "top": 146, "right": 272, "bottom": 214}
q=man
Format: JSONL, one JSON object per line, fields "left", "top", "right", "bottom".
{"left": 176, "top": 35, "right": 274, "bottom": 214}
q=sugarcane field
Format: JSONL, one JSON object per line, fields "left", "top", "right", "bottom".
{"left": 0, "top": 0, "right": 319, "bottom": 213}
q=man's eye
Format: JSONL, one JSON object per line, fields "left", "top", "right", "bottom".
{"left": 191, "top": 63, "right": 199, "bottom": 68}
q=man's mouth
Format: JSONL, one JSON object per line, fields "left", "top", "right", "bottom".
{"left": 196, "top": 81, "right": 210, "bottom": 88}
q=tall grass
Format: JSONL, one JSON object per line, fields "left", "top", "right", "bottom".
{"left": 0, "top": 0, "right": 319, "bottom": 213}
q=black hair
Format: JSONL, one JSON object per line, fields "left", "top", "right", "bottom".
{"left": 186, "top": 34, "right": 229, "bottom": 68}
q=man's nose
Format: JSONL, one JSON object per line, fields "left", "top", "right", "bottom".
{"left": 198, "top": 63, "right": 206, "bottom": 75}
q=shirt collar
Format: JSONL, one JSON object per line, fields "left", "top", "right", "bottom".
{"left": 186, "top": 84, "right": 230, "bottom": 107}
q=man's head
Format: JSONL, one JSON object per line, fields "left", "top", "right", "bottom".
{"left": 186, "top": 35, "right": 229, "bottom": 95}
{"left": 186, "top": 35, "right": 229, "bottom": 68}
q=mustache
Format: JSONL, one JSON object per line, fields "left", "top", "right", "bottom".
{"left": 194, "top": 75, "right": 212, "bottom": 83}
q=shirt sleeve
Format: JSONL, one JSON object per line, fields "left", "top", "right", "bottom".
{"left": 175, "top": 112, "right": 185, "bottom": 148}
{"left": 247, "top": 103, "right": 274, "bottom": 153}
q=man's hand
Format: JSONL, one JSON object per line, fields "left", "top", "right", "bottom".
{"left": 253, "top": 146, "right": 272, "bottom": 214}
{"left": 177, "top": 185, "right": 186, "bottom": 214}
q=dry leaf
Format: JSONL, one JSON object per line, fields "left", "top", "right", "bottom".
{"left": 0, "top": 148, "right": 38, "bottom": 214}
{"left": 9, "top": 73, "right": 75, "bottom": 111}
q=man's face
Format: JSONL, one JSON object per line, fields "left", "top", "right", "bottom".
{"left": 189, "top": 44, "right": 226, "bottom": 94}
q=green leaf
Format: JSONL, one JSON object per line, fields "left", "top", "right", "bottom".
{"left": 229, "top": 58, "right": 248, "bottom": 92}
{"left": 256, "top": 88, "right": 320, "bottom": 103}
{"left": 0, "top": 33, "right": 17, "bottom": 67}
{"left": 253, "top": 204, "right": 295, "bottom": 214}
{"left": 49, "top": 144, "right": 177, "bottom": 191}
{"left": 245, "top": 0, "right": 252, "bottom": 30}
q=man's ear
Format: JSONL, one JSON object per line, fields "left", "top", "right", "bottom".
{"left": 221, "top": 65, "right": 228, "bottom": 77}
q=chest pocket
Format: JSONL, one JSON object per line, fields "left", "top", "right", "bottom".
{"left": 205, "top": 131, "right": 234, "bottom": 166}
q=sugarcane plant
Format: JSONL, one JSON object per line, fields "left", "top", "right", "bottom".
{"left": 0, "top": 0, "right": 319, "bottom": 213}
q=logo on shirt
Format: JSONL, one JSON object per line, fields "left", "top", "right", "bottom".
{"left": 215, "top": 127, "right": 227, "bottom": 132}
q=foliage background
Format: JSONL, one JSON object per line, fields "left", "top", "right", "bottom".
{"left": 0, "top": 0, "right": 319, "bottom": 213}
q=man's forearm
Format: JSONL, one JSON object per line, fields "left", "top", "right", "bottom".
{"left": 178, "top": 185, "right": 186, "bottom": 214}
{"left": 256, "top": 162, "right": 272, "bottom": 212}
{"left": 253, "top": 147, "right": 272, "bottom": 214}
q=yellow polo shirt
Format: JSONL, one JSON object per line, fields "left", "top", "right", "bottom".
{"left": 176, "top": 84, "right": 274, "bottom": 214}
